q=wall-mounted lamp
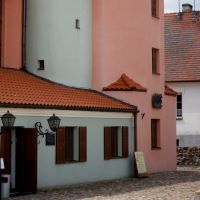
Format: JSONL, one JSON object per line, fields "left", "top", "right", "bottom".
{"left": 0, "top": 111, "right": 15, "bottom": 200}
{"left": 0, "top": 111, "right": 16, "bottom": 130}
{"left": 35, "top": 114, "right": 61, "bottom": 137}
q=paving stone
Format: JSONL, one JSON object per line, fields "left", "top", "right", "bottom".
{"left": 8, "top": 167, "right": 200, "bottom": 200}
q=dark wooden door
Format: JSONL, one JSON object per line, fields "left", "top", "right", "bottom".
{"left": 16, "top": 128, "right": 37, "bottom": 194}
{"left": 0, "top": 0, "right": 2, "bottom": 67}
{"left": 1, "top": 128, "right": 11, "bottom": 174}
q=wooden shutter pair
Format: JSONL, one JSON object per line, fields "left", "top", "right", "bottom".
{"left": 104, "top": 127, "right": 129, "bottom": 160}
{"left": 56, "top": 127, "right": 87, "bottom": 164}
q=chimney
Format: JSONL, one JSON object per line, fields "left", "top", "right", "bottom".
{"left": 182, "top": 3, "right": 193, "bottom": 12}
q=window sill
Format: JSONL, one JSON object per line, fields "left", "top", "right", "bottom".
{"left": 37, "top": 67, "right": 45, "bottom": 71}
{"left": 152, "top": 72, "right": 160, "bottom": 75}
{"left": 176, "top": 117, "right": 183, "bottom": 120}
{"left": 56, "top": 160, "right": 85, "bottom": 165}
{"left": 105, "top": 156, "right": 128, "bottom": 160}
{"left": 152, "top": 16, "right": 160, "bottom": 19}
{"left": 151, "top": 147, "right": 161, "bottom": 150}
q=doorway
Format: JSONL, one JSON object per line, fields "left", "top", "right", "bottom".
{"left": 1, "top": 127, "right": 37, "bottom": 195}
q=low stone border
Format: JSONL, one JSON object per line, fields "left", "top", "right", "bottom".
{"left": 177, "top": 147, "right": 200, "bottom": 166}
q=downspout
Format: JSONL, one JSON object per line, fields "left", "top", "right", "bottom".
{"left": 133, "top": 110, "right": 139, "bottom": 177}
{"left": 22, "top": 0, "right": 27, "bottom": 70}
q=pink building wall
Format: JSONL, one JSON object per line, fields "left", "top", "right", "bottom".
{"left": 93, "top": 0, "right": 176, "bottom": 172}
{"left": 1, "top": 0, "right": 23, "bottom": 69}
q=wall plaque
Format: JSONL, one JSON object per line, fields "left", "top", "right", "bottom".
{"left": 135, "top": 152, "right": 148, "bottom": 178}
{"left": 152, "top": 94, "right": 162, "bottom": 109}
{"left": 46, "top": 133, "right": 55, "bottom": 146}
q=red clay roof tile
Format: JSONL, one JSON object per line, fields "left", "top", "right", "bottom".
{"left": 165, "top": 85, "right": 177, "bottom": 96}
{"left": 0, "top": 68, "right": 137, "bottom": 112}
{"left": 165, "top": 12, "right": 200, "bottom": 82}
{"left": 103, "top": 74, "right": 147, "bottom": 92}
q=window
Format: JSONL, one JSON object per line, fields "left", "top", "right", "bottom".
{"left": 75, "top": 19, "right": 80, "bottom": 29}
{"left": 177, "top": 93, "right": 182, "bottom": 118}
{"left": 38, "top": 60, "right": 45, "bottom": 70}
{"left": 151, "top": 119, "right": 160, "bottom": 149}
{"left": 152, "top": 48, "right": 159, "bottom": 74}
{"left": 176, "top": 139, "right": 179, "bottom": 147}
{"left": 151, "top": 0, "right": 159, "bottom": 18}
{"left": 56, "top": 127, "right": 87, "bottom": 164}
{"left": 104, "top": 127, "right": 129, "bottom": 160}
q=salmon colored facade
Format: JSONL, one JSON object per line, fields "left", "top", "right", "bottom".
{"left": 1, "top": 0, "right": 23, "bottom": 69}
{"left": 92, "top": 0, "right": 177, "bottom": 172}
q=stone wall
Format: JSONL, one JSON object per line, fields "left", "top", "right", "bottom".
{"left": 177, "top": 147, "right": 200, "bottom": 166}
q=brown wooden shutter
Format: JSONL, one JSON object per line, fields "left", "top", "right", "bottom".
{"left": 56, "top": 127, "right": 66, "bottom": 164}
{"left": 122, "top": 127, "right": 129, "bottom": 158}
{"left": 1, "top": 128, "right": 11, "bottom": 174}
{"left": 65, "top": 128, "right": 69, "bottom": 162}
{"left": 104, "top": 127, "right": 111, "bottom": 160}
{"left": 79, "top": 127, "right": 87, "bottom": 162}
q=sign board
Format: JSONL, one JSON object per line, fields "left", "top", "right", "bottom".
{"left": 1, "top": 158, "right": 5, "bottom": 169}
{"left": 46, "top": 133, "right": 55, "bottom": 146}
{"left": 135, "top": 152, "right": 148, "bottom": 178}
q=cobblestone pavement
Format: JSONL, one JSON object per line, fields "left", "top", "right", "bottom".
{"left": 8, "top": 167, "right": 200, "bottom": 200}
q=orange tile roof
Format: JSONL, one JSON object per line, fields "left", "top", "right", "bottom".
{"left": 103, "top": 74, "right": 147, "bottom": 92}
{"left": 165, "top": 85, "right": 177, "bottom": 96}
{"left": 0, "top": 68, "right": 138, "bottom": 113}
{"left": 165, "top": 12, "right": 200, "bottom": 82}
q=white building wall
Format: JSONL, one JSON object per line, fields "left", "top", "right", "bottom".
{"left": 0, "top": 108, "right": 134, "bottom": 188}
{"left": 168, "top": 82, "right": 200, "bottom": 147}
{"left": 26, "top": 0, "right": 92, "bottom": 88}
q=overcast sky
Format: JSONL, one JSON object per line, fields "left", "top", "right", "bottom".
{"left": 164, "top": 0, "right": 200, "bottom": 13}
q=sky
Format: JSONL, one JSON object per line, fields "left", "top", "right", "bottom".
{"left": 164, "top": 0, "right": 200, "bottom": 13}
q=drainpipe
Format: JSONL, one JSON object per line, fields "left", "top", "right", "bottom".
{"left": 22, "top": 0, "right": 27, "bottom": 70}
{"left": 133, "top": 110, "right": 139, "bottom": 177}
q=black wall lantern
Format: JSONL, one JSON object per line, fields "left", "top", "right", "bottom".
{"left": 0, "top": 111, "right": 16, "bottom": 200}
{"left": 152, "top": 94, "right": 162, "bottom": 109}
{"left": 35, "top": 114, "right": 61, "bottom": 137}
{"left": 1, "top": 111, "right": 16, "bottom": 129}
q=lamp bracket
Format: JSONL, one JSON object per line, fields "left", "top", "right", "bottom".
{"left": 35, "top": 122, "right": 54, "bottom": 137}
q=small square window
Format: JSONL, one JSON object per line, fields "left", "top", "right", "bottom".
{"left": 151, "top": 119, "right": 161, "bottom": 149}
{"left": 75, "top": 19, "right": 80, "bottom": 29}
{"left": 151, "top": 0, "right": 159, "bottom": 18}
{"left": 152, "top": 48, "right": 159, "bottom": 74}
{"left": 38, "top": 60, "right": 45, "bottom": 71}
{"left": 177, "top": 93, "right": 182, "bottom": 118}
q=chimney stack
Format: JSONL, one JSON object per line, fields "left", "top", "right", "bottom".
{"left": 182, "top": 3, "right": 193, "bottom": 12}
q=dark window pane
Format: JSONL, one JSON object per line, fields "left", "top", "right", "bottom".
{"left": 68, "top": 127, "right": 74, "bottom": 161}
{"left": 111, "top": 127, "right": 118, "bottom": 157}
{"left": 152, "top": 0, "right": 157, "bottom": 17}
{"left": 152, "top": 48, "right": 159, "bottom": 74}
{"left": 177, "top": 94, "right": 182, "bottom": 102}
{"left": 177, "top": 103, "right": 182, "bottom": 109}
